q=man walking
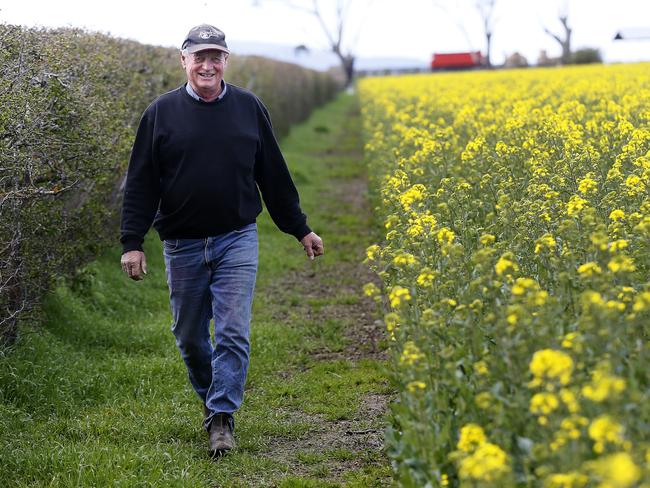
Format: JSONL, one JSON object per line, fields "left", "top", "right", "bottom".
{"left": 119, "top": 24, "right": 324, "bottom": 457}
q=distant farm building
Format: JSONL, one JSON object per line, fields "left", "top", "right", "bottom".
{"left": 431, "top": 51, "right": 486, "bottom": 70}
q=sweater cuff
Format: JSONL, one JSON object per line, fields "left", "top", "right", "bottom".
{"left": 293, "top": 224, "right": 312, "bottom": 242}
{"left": 122, "top": 237, "right": 144, "bottom": 254}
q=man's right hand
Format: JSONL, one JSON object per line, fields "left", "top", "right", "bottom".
{"left": 121, "top": 250, "right": 147, "bottom": 281}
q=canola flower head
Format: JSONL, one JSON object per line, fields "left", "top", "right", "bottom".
{"left": 609, "top": 209, "right": 625, "bottom": 222}
{"left": 393, "top": 252, "right": 418, "bottom": 267}
{"left": 399, "top": 183, "right": 428, "bottom": 212}
{"left": 458, "top": 442, "right": 510, "bottom": 482}
{"left": 624, "top": 174, "right": 646, "bottom": 196}
{"left": 607, "top": 254, "right": 636, "bottom": 273}
{"left": 588, "top": 415, "right": 625, "bottom": 454}
{"left": 473, "top": 360, "right": 489, "bottom": 376}
{"left": 495, "top": 253, "right": 519, "bottom": 276}
{"left": 530, "top": 392, "right": 560, "bottom": 415}
{"left": 567, "top": 195, "right": 589, "bottom": 216}
{"left": 609, "top": 239, "right": 629, "bottom": 253}
{"left": 383, "top": 312, "right": 400, "bottom": 332}
{"left": 406, "top": 380, "right": 426, "bottom": 392}
{"left": 416, "top": 267, "right": 435, "bottom": 287}
{"left": 365, "top": 244, "right": 380, "bottom": 261}
{"left": 582, "top": 361, "right": 626, "bottom": 402}
{"left": 529, "top": 349, "right": 574, "bottom": 387}
{"left": 578, "top": 262, "right": 602, "bottom": 278}
{"left": 632, "top": 291, "right": 650, "bottom": 312}
{"left": 578, "top": 173, "right": 598, "bottom": 194}
{"left": 475, "top": 392, "right": 493, "bottom": 409}
{"left": 480, "top": 233, "right": 496, "bottom": 246}
{"left": 389, "top": 286, "right": 411, "bottom": 308}
{"left": 544, "top": 471, "right": 588, "bottom": 488}
{"left": 436, "top": 227, "right": 455, "bottom": 245}
{"left": 362, "top": 282, "right": 380, "bottom": 297}
{"left": 585, "top": 452, "right": 640, "bottom": 488}
{"left": 535, "top": 233, "right": 557, "bottom": 254}
{"left": 457, "top": 423, "right": 487, "bottom": 452}
{"left": 400, "top": 341, "right": 425, "bottom": 366}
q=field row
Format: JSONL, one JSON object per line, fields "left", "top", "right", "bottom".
{"left": 359, "top": 64, "right": 650, "bottom": 486}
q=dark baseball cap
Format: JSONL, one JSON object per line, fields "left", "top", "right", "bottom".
{"left": 182, "top": 24, "right": 230, "bottom": 54}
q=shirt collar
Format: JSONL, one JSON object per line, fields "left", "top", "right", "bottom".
{"left": 185, "top": 80, "right": 227, "bottom": 102}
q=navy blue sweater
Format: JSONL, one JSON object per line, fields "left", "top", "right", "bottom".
{"left": 120, "top": 83, "right": 311, "bottom": 253}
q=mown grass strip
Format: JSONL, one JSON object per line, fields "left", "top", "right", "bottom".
{"left": 0, "top": 93, "right": 391, "bottom": 487}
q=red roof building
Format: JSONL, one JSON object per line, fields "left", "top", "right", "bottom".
{"left": 431, "top": 51, "right": 486, "bottom": 70}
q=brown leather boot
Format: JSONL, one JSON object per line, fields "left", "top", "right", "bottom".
{"left": 208, "top": 413, "right": 235, "bottom": 457}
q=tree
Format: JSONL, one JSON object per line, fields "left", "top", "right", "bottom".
{"left": 254, "top": 0, "right": 368, "bottom": 87}
{"left": 543, "top": 6, "right": 572, "bottom": 64}
{"left": 475, "top": 0, "right": 497, "bottom": 68}
{"left": 433, "top": 0, "right": 497, "bottom": 68}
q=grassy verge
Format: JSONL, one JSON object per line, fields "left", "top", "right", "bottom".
{"left": 0, "top": 93, "right": 392, "bottom": 487}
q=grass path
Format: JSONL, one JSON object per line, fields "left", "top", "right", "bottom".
{"left": 0, "top": 93, "right": 392, "bottom": 487}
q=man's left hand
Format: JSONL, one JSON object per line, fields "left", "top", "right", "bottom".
{"left": 300, "top": 232, "right": 324, "bottom": 260}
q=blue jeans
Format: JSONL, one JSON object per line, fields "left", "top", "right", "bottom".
{"left": 163, "top": 223, "right": 258, "bottom": 430}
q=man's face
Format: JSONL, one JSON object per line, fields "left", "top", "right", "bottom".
{"left": 181, "top": 49, "right": 227, "bottom": 95}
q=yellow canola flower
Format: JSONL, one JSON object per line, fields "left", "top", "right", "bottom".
{"left": 406, "top": 223, "right": 423, "bottom": 237}
{"left": 561, "top": 332, "right": 583, "bottom": 353}
{"left": 457, "top": 423, "right": 487, "bottom": 452}
{"left": 530, "top": 392, "right": 560, "bottom": 415}
{"left": 544, "top": 471, "right": 588, "bottom": 488}
{"left": 399, "top": 183, "right": 427, "bottom": 212}
{"left": 559, "top": 388, "right": 580, "bottom": 413}
{"left": 609, "top": 209, "right": 626, "bottom": 222}
{"left": 389, "top": 286, "right": 411, "bottom": 308}
{"left": 632, "top": 291, "right": 650, "bottom": 312}
{"left": 585, "top": 452, "right": 640, "bottom": 488}
{"left": 529, "top": 349, "right": 574, "bottom": 387}
{"left": 475, "top": 392, "right": 492, "bottom": 409}
{"left": 480, "top": 233, "right": 496, "bottom": 246}
{"left": 609, "top": 239, "right": 629, "bottom": 253}
{"left": 365, "top": 244, "right": 380, "bottom": 261}
{"left": 406, "top": 380, "right": 426, "bottom": 392}
{"left": 535, "top": 233, "right": 556, "bottom": 254}
{"left": 416, "top": 267, "right": 435, "bottom": 287}
{"left": 567, "top": 195, "right": 589, "bottom": 216}
{"left": 495, "top": 254, "right": 519, "bottom": 276}
{"left": 436, "top": 227, "right": 455, "bottom": 245}
{"left": 607, "top": 255, "right": 636, "bottom": 273}
{"left": 362, "top": 282, "right": 380, "bottom": 297}
{"left": 458, "top": 442, "right": 510, "bottom": 482}
{"left": 582, "top": 290, "right": 606, "bottom": 308}
{"left": 578, "top": 173, "right": 598, "bottom": 194}
{"left": 588, "top": 415, "right": 625, "bottom": 454}
{"left": 393, "top": 252, "right": 417, "bottom": 267}
{"left": 384, "top": 312, "right": 399, "bottom": 329}
{"left": 582, "top": 361, "right": 626, "bottom": 402}
{"left": 578, "top": 262, "right": 602, "bottom": 278}
{"left": 473, "top": 360, "right": 489, "bottom": 376}
{"left": 624, "top": 174, "right": 646, "bottom": 196}
{"left": 400, "top": 341, "right": 425, "bottom": 366}
{"left": 512, "top": 277, "right": 537, "bottom": 295}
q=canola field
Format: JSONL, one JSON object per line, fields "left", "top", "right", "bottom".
{"left": 359, "top": 64, "right": 650, "bottom": 487}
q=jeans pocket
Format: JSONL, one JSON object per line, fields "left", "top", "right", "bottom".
{"left": 163, "top": 239, "right": 179, "bottom": 251}
{"left": 233, "top": 223, "right": 257, "bottom": 234}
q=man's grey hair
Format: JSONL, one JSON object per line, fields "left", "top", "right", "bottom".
{"left": 180, "top": 49, "right": 228, "bottom": 58}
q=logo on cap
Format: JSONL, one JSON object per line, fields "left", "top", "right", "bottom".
{"left": 198, "top": 28, "right": 223, "bottom": 39}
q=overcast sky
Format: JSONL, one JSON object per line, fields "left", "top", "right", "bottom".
{"left": 1, "top": 0, "right": 649, "bottom": 65}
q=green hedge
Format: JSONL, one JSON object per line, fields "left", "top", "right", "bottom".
{"left": 0, "top": 24, "right": 339, "bottom": 345}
